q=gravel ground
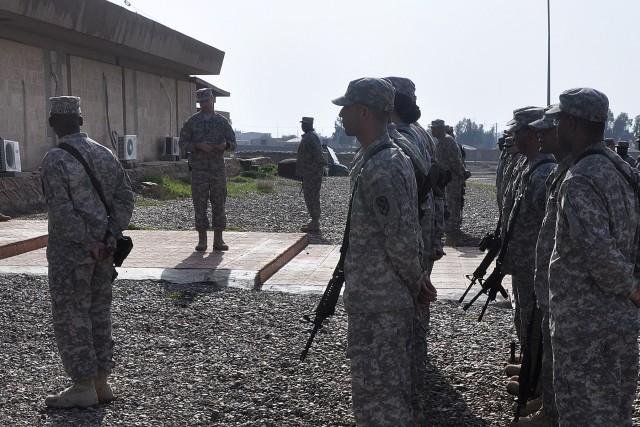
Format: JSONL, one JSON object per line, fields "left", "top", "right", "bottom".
{"left": 5, "top": 162, "right": 640, "bottom": 426}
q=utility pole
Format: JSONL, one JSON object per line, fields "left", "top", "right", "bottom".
{"left": 547, "top": 0, "right": 551, "bottom": 106}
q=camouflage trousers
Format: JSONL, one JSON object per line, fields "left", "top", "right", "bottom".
{"left": 302, "top": 175, "right": 322, "bottom": 220}
{"left": 411, "top": 305, "right": 429, "bottom": 408}
{"left": 49, "top": 259, "right": 115, "bottom": 380}
{"left": 444, "top": 178, "right": 464, "bottom": 234}
{"left": 191, "top": 169, "right": 227, "bottom": 231}
{"left": 347, "top": 309, "right": 414, "bottom": 427}
{"left": 541, "top": 311, "right": 559, "bottom": 427}
{"left": 512, "top": 274, "right": 535, "bottom": 343}
{"left": 552, "top": 329, "right": 639, "bottom": 427}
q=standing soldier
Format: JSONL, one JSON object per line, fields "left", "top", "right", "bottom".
{"left": 495, "top": 135, "right": 507, "bottom": 210}
{"left": 605, "top": 137, "right": 615, "bottom": 151}
{"left": 296, "top": 117, "right": 327, "bottom": 232}
{"left": 500, "top": 107, "right": 556, "bottom": 343}
{"left": 41, "top": 96, "right": 134, "bottom": 408}
{"left": 179, "top": 88, "right": 236, "bottom": 251}
{"left": 431, "top": 119, "right": 470, "bottom": 246}
{"left": 547, "top": 88, "right": 640, "bottom": 427}
{"left": 332, "top": 77, "right": 436, "bottom": 426}
{"left": 615, "top": 140, "right": 635, "bottom": 166}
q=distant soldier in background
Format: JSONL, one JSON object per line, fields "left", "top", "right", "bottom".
{"left": 179, "top": 88, "right": 236, "bottom": 252}
{"left": 296, "top": 117, "right": 327, "bottom": 232}
{"left": 431, "top": 119, "right": 470, "bottom": 246}
{"left": 615, "top": 140, "right": 635, "bottom": 166}
{"left": 605, "top": 137, "right": 615, "bottom": 151}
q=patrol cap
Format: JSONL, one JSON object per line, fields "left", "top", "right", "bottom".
{"left": 604, "top": 138, "right": 615, "bottom": 145}
{"left": 384, "top": 76, "right": 416, "bottom": 101}
{"left": 503, "top": 136, "right": 515, "bottom": 146}
{"left": 332, "top": 78, "right": 395, "bottom": 112}
{"left": 300, "top": 117, "right": 314, "bottom": 124}
{"left": 430, "top": 119, "right": 446, "bottom": 128}
{"left": 49, "top": 96, "right": 81, "bottom": 116}
{"left": 506, "top": 106, "right": 538, "bottom": 126}
{"left": 616, "top": 140, "right": 630, "bottom": 148}
{"left": 507, "top": 107, "right": 545, "bottom": 133}
{"left": 545, "top": 88, "right": 609, "bottom": 122}
{"left": 530, "top": 105, "right": 557, "bottom": 130}
{"left": 196, "top": 88, "right": 214, "bottom": 102}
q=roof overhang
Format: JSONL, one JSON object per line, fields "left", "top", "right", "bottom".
{"left": 0, "top": 0, "right": 225, "bottom": 79}
{"left": 189, "top": 76, "right": 230, "bottom": 98}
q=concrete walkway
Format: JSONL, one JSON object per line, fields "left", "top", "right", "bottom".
{"left": 0, "top": 219, "right": 511, "bottom": 303}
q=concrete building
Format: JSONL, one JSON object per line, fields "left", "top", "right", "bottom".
{"left": 0, "top": 0, "right": 229, "bottom": 171}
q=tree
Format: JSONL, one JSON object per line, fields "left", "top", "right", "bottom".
{"left": 608, "top": 112, "right": 633, "bottom": 143}
{"left": 454, "top": 118, "right": 496, "bottom": 149}
{"left": 331, "top": 118, "right": 357, "bottom": 148}
{"left": 632, "top": 115, "right": 640, "bottom": 143}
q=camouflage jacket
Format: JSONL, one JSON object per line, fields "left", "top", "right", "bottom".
{"left": 435, "top": 134, "right": 466, "bottom": 179}
{"left": 534, "top": 155, "right": 574, "bottom": 312}
{"left": 550, "top": 142, "right": 640, "bottom": 336}
{"left": 344, "top": 133, "right": 424, "bottom": 314}
{"left": 40, "top": 133, "right": 134, "bottom": 265}
{"left": 178, "top": 112, "right": 236, "bottom": 171}
{"left": 295, "top": 130, "right": 326, "bottom": 178}
{"left": 501, "top": 153, "right": 556, "bottom": 276}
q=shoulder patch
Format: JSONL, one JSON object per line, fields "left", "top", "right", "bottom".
{"left": 373, "top": 191, "right": 399, "bottom": 227}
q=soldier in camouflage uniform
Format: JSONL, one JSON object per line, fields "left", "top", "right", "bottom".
{"left": 615, "top": 140, "right": 636, "bottom": 166}
{"left": 333, "top": 77, "right": 437, "bottom": 427}
{"left": 41, "top": 96, "right": 134, "bottom": 408}
{"left": 431, "top": 119, "right": 470, "bottom": 247}
{"left": 501, "top": 107, "right": 556, "bottom": 343}
{"left": 547, "top": 88, "right": 640, "bottom": 427}
{"left": 495, "top": 135, "right": 508, "bottom": 210}
{"left": 499, "top": 136, "right": 523, "bottom": 215}
{"left": 179, "top": 88, "right": 236, "bottom": 251}
{"left": 604, "top": 137, "right": 615, "bottom": 151}
{"left": 518, "top": 109, "right": 571, "bottom": 427}
{"left": 385, "top": 76, "right": 434, "bottom": 424}
{"left": 295, "top": 117, "right": 327, "bottom": 232}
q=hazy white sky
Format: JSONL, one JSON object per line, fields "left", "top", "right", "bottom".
{"left": 107, "top": 0, "right": 640, "bottom": 137}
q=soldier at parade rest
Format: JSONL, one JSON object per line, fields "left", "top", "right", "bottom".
{"left": 333, "top": 77, "right": 436, "bottom": 426}
{"left": 40, "top": 96, "right": 134, "bottom": 408}
{"left": 295, "top": 116, "right": 327, "bottom": 233}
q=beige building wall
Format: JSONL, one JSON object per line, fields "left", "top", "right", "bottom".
{"left": 0, "top": 39, "right": 49, "bottom": 171}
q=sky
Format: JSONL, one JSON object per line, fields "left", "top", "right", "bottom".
{"left": 107, "top": 0, "right": 640, "bottom": 138}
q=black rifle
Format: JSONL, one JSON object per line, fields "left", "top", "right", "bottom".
{"left": 299, "top": 248, "right": 346, "bottom": 361}
{"left": 513, "top": 304, "right": 544, "bottom": 422}
{"left": 461, "top": 158, "right": 555, "bottom": 321}
{"left": 300, "top": 142, "right": 394, "bottom": 361}
{"left": 459, "top": 218, "right": 502, "bottom": 304}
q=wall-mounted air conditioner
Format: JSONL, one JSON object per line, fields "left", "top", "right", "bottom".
{"left": 164, "top": 136, "right": 180, "bottom": 157}
{"left": 117, "top": 135, "right": 137, "bottom": 161}
{"left": 0, "top": 139, "right": 22, "bottom": 172}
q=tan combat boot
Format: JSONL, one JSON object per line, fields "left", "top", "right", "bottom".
{"left": 0, "top": 213, "right": 11, "bottom": 222}
{"left": 195, "top": 230, "right": 207, "bottom": 252}
{"left": 512, "top": 396, "right": 543, "bottom": 418}
{"left": 213, "top": 230, "right": 228, "bottom": 251}
{"left": 505, "top": 363, "right": 521, "bottom": 377}
{"left": 44, "top": 379, "right": 98, "bottom": 408}
{"left": 300, "top": 219, "right": 320, "bottom": 233}
{"left": 94, "top": 372, "right": 114, "bottom": 403}
{"left": 506, "top": 375, "right": 519, "bottom": 395}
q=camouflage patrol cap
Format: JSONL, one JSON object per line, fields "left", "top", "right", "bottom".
{"left": 430, "top": 119, "right": 446, "bottom": 128}
{"left": 196, "top": 88, "right": 214, "bottom": 102}
{"left": 332, "top": 78, "right": 395, "bottom": 112}
{"left": 530, "top": 105, "right": 557, "bottom": 130}
{"left": 604, "top": 138, "right": 615, "bottom": 144}
{"left": 384, "top": 76, "right": 416, "bottom": 101}
{"left": 506, "top": 106, "right": 538, "bottom": 126}
{"left": 503, "top": 136, "right": 515, "bottom": 146}
{"left": 300, "top": 117, "right": 314, "bottom": 124}
{"left": 507, "top": 107, "right": 545, "bottom": 133}
{"left": 546, "top": 87, "right": 609, "bottom": 122}
{"left": 49, "top": 96, "right": 81, "bottom": 116}
{"left": 616, "top": 140, "right": 630, "bottom": 148}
